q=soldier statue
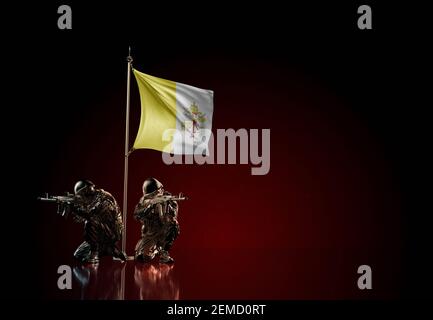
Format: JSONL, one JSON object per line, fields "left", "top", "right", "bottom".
{"left": 38, "top": 180, "right": 128, "bottom": 263}
{"left": 69, "top": 180, "right": 127, "bottom": 263}
{"left": 134, "top": 178, "right": 185, "bottom": 264}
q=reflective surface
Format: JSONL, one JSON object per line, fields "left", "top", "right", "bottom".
{"left": 41, "top": 248, "right": 402, "bottom": 299}
{"left": 71, "top": 259, "right": 179, "bottom": 300}
{"left": 134, "top": 263, "right": 179, "bottom": 300}
{"left": 73, "top": 262, "right": 125, "bottom": 300}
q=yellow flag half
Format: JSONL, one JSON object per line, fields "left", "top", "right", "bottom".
{"left": 132, "top": 69, "right": 214, "bottom": 154}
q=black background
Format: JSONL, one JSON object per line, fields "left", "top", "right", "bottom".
{"left": 2, "top": 0, "right": 431, "bottom": 307}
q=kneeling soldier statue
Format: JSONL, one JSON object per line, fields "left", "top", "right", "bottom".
{"left": 39, "top": 179, "right": 127, "bottom": 264}
{"left": 134, "top": 178, "right": 186, "bottom": 264}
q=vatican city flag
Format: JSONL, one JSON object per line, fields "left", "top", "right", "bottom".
{"left": 132, "top": 69, "right": 214, "bottom": 154}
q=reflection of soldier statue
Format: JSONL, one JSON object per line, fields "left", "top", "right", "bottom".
{"left": 134, "top": 178, "right": 185, "bottom": 263}
{"left": 73, "top": 262, "right": 125, "bottom": 300}
{"left": 134, "top": 263, "right": 179, "bottom": 300}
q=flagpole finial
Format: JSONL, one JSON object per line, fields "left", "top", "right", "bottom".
{"left": 127, "top": 46, "right": 133, "bottom": 63}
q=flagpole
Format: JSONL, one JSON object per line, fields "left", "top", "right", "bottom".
{"left": 123, "top": 47, "right": 133, "bottom": 254}
{"left": 120, "top": 47, "right": 133, "bottom": 301}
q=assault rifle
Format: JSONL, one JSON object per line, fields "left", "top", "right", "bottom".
{"left": 37, "top": 192, "right": 77, "bottom": 217}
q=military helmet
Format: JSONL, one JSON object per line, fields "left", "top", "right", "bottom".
{"left": 142, "top": 178, "right": 163, "bottom": 195}
{"left": 74, "top": 179, "right": 95, "bottom": 195}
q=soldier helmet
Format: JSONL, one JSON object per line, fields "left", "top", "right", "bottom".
{"left": 74, "top": 180, "right": 95, "bottom": 195}
{"left": 142, "top": 178, "right": 163, "bottom": 195}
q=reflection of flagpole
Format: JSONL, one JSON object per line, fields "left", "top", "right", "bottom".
{"left": 121, "top": 47, "right": 133, "bottom": 300}
{"left": 120, "top": 264, "right": 126, "bottom": 300}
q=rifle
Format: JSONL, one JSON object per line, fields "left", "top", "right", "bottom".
{"left": 37, "top": 192, "right": 76, "bottom": 217}
{"left": 148, "top": 193, "right": 187, "bottom": 205}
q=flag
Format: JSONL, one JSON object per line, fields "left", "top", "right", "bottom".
{"left": 132, "top": 69, "right": 214, "bottom": 154}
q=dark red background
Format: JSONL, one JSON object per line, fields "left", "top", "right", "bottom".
{"left": 5, "top": 2, "right": 428, "bottom": 300}
{"left": 33, "top": 55, "right": 403, "bottom": 298}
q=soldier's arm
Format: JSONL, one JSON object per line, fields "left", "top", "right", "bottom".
{"left": 167, "top": 200, "right": 178, "bottom": 218}
{"left": 134, "top": 197, "right": 151, "bottom": 220}
{"left": 169, "top": 200, "right": 178, "bottom": 211}
{"left": 155, "top": 203, "right": 164, "bottom": 219}
{"left": 70, "top": 202, "right": 90, "bottom": 220}
{"left": 70, "top": 196, "right": 104, "bottom": 221}
{"left": 133, "top": 203, "right": 143, "bottom": 220}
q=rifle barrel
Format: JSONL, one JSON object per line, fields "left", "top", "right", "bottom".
{"left": 37, "top": 197, "right": 57, "bottom": 202}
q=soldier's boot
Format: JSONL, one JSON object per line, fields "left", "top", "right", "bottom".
{"left": 135, "top": 241, "right": 158, "bottom": 263}
{"left": 135, "top": 253, "right": 153, "bottom": 263}
{"left": 112, "top": 246, "right": 128, "bottom": 262}
{"left": 83, "top": 251, "right": 100, "bottom": 264}
{"left": 159, "top": 250, "right": 174, "bottom": 264}
{"left": 74, "top": 241, "right": 99, "bottom": 264}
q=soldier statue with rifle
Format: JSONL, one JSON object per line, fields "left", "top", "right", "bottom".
{"left": 38, "top": 180, "right": 127, "bottom": 264}
{"left": 134, "top": 178, "right": 186, "bottom": 264}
